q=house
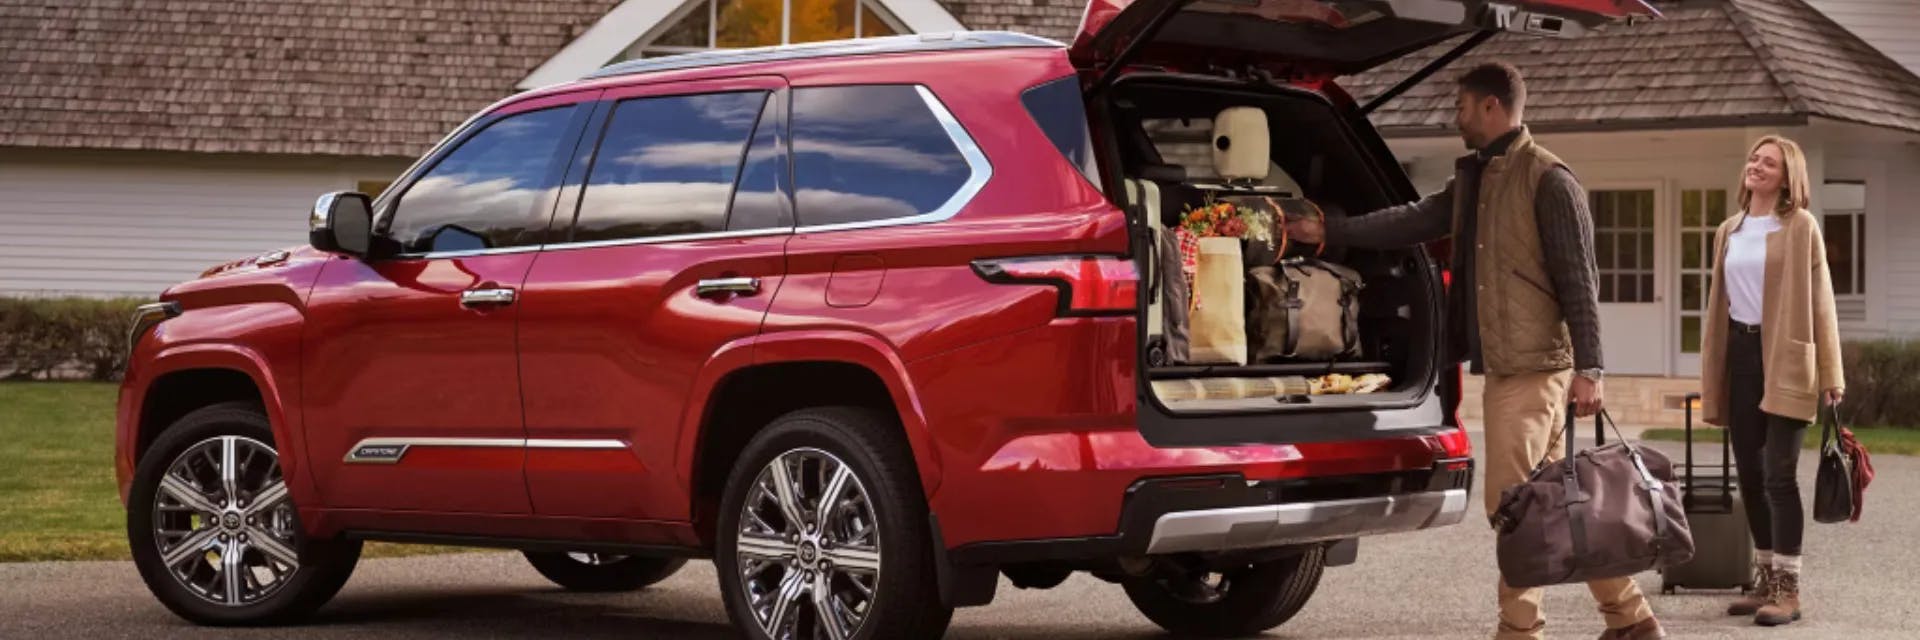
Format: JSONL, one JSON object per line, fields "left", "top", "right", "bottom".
{"left": 4, "top": 0, "right": 1916, "bottom": 421}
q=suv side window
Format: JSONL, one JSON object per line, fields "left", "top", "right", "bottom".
{"left": 791, "top": 85, "right": 970, "bottom": 227}
{"left": 727, "top": 91, "right": 793, "bottom": 231}
{"left": 389, "top": 106, "right": 577, "bottom": 254}
{"left": 573, "top": 91, "right": 769, "bottom": 242}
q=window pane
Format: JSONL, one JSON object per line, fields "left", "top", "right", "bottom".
{"left": 391, "top": 106, "right": 575, "bottom": 253}
{"left": 1596, "top": 232, "right": 1614, "bottom": 269}
{"left": 791, "top": 0, "right": 855, "bottom": 44}
{"left": 1707, "top": 189, "right": 1727, "bottom": 222}
{"left": 1682, "top": 273, "right": 1702, "bottom": 310}
{"left": 1639, "top": 233, "right": 1654, "bottom": 269}
{"left": 1682, "top": 315, "right": 1701, "bottom": 353}
{"left": 1592, "top": 193, "right": 1614, "bottom": 228}
{"left": 654, "top": 1, "right": 711, "bottom": 48}
{"left": 1856, "top": 215, "right": 1867, "bottom": 295}
{"left": 576, "top": 92, "right": 767, "bottom": 242}
{"left": 1640, "top": 274, "right": 1654, "bottom": 303}
{"left": 793, "top": 85, "right": 971, "bottom": 226}
{"left": 1600, "top": 274, "right": 1614, "bottom": 302}
{"left": 716, "top": 0, "right": 783, "bottom": 47}
{"left": 1619, "top": 230, "right": 1639, "bottom": 269}
{"left": 861, "top": 3, "right": 897, "bottom": 36}
{"left": 1682, "top": 231, "right": 1702, "bottom": 269}
{"left": 1021, "top": 76, "right": 1101, "bottom": 189}
{"left": 1636, "top": 192, "right": 1653, "bottom": 228}
{"left": 1825, "top": 214, "right": 1855, "bottom": 294}
{"left": 1619, "top": 273, "right": 1639, "bottom": 302}
{"left": 728, "top": 93, "right": 792, "bottom": 231}
{"left": 1682, "top": 190, "right": 1701, "bottom": 227}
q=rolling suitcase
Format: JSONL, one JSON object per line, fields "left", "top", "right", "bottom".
{"left": 1658, "top": 392, "right": 1755, "bottom": 594}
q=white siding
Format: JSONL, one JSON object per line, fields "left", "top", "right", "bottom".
{"left": 0, "top": 150, "right": 408, "bottom": 298}
{"left": 1804, "top": 0, "right": 1920, "bottom": 80}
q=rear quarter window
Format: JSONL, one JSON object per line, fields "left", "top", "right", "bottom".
{"left": 790, "top": 85, "right": 974, "bottom": 227}
{"left": 1021, "top": 76, "right": 1101, "bottom": 190}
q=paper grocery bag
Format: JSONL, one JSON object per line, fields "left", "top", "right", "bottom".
{"left": 1187, "top": 237, "right": 1248, "bottom": 365}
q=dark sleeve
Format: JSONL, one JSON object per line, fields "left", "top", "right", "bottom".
{"left": 1535, "top": 167, "right": 1604, "bottom": 371}
{"left": 1323, "top": 178, "right": 1455, "bottom": 249}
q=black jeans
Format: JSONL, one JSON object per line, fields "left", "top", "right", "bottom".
{"left": 1725, "top": 322, "right": 1809, "bottom": 555}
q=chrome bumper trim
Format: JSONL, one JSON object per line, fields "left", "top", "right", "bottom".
{"left": 1145, "top": 488, "right": 1469, "bottom": 554}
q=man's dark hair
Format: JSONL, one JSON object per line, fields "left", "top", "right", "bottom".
{"left": 1456, "top": 62, "right": 1526, "bottom": 112}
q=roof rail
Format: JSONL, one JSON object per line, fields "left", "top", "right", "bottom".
{"left": 584, "top": 31, "right": 1063, "bottom": 80}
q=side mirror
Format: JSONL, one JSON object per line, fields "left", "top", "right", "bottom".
{"left": 310, "top": 192, "right": 373, "bottom": 256}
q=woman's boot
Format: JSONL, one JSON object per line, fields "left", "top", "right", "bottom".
{"left": 1754, "top": 563, "right": 1801, "bottom": 626}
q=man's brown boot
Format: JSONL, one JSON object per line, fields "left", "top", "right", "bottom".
{"left": 1727, "top": 563, "right": 1774, "bottom": 616}
{"left": 1598, "top": 616, "right": 1667, "bottom": 640}
{"left": 1755, "top": 567, "right": 1802, "bottom": 626}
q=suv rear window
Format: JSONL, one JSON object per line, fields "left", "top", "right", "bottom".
{"left": 791, "top": 85, "right": 970, "bottom": 227}
{"left": 573, "top": 91, "right": 769, "bottom": 242}
{"left": 1021, "top": 76, "right": 1101, "bottom": 189}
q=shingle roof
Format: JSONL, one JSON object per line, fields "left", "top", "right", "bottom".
{"left": 0, "top": 0, "right": 619, "bottom": 157}
{"left": 3, "top": 0, "right": 1917, "bottom": 158}
{"left": 1346, "top": 0, "right": 1920, "bottom": 136}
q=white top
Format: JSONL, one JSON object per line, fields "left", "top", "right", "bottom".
{"left": 1725, "top": 212, "right": 1783, "bottom": 325}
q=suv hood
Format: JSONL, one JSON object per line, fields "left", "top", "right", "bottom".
{"left": 1071, "top": 0, "right": 1659, "bottom": 76}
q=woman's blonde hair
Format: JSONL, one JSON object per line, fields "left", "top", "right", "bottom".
{"left": 1739, "top": 135, "right": 1811, "bottom": 215}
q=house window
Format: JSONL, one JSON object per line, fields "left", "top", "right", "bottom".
{"left": 1591, "top": 189, "right": 1655, "bottom": 304}
{"left": 1677, "top": 188, "right": 1731, "bottom": 353}
{"left": 621, "top": 0, "right": 905, "bottom": 61}
{"left": 1822, "top": 181, "right": 1867, "bottom": 322}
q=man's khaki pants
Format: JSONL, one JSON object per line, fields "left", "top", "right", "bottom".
{"left": 1483, "top": 369, "right": 1653, "bottom": 639}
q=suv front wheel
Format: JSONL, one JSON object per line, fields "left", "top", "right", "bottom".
{"left": 1122, "top": 546, "right": 1326, "bottom": 638}
{"left": 127, "top": 402, "right": 362, "bottom": 625}
{"left": 715, "top": 407, "right": 952, "bottom": 640}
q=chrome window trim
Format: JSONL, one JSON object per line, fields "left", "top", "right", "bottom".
{"left": 396, "top": 83, "right": 991, "bottom": 258}
{"left": 786, "top": 84, "right": 992, "bottom": 234}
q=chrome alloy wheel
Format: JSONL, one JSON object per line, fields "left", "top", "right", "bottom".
{"left": 736, "top": 448, "right": 883, "bottom": 640}
{"left": 151, "top": 435, "right": 300, "bottom": 607}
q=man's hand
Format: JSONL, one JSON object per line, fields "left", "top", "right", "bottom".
{"left": 1286, "top": 217, "right": 1325, "bottom": 244}
{"left": 1570, "top": 375, "right": 1604, "bottom": 417}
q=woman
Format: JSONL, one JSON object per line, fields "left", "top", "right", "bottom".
{"left": 1699, "top": 135, "right": 1845, "bottom": 627}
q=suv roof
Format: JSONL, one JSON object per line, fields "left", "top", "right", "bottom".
{"left": 584, "top": 31, "right": 1063, "bottom": 82}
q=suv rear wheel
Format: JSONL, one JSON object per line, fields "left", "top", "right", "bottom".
{"left": 715, "top": 407, "right": 952, "bottom": 639}
{"left": 522, "top": 551, "right": 686, "bottom": 592}
{"left": 127, "top": 402, "right": 362, "bottom": 625}
{"left": 1122, "top": 546, "right": 1326, "bottom": 637}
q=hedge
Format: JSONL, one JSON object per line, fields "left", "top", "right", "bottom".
{"left": 1840, "top": 339, "right": 1920, "bottom": 429}
{"left": 0, "top": 297, "right": 150, "bottom": 381}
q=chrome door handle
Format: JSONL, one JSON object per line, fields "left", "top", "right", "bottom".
{"left": 696, "top": 277, "right": 761, "bottom": 298}
{"left": 460, "top": 288, "right": 516, "bottom": 307}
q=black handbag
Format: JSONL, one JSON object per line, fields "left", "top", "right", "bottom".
{"left": 1813, "top": 406, "right": 1858, "bottom": 524}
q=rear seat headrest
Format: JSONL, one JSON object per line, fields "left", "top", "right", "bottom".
{"left": 1212, "top": 107, "right": 1269, "bottom": 182}
{"left": 1134, "top": 163, "right": 1186, "bottom": 183}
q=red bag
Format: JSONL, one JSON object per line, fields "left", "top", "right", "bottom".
{"left": 1837, "top": 421, "right": 1874, "bottom": 522}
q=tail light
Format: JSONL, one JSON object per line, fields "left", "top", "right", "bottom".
{"left": 972, "top": 255, "right": 1138, "bottom": 316}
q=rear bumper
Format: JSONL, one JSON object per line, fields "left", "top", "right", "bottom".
{"left": 946, "top": 457, "right": 1473, "bottom": 566}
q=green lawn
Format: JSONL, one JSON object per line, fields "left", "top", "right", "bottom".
{"left": 1642, "top": 424, "right": 1920, "bottom": 457}
{"left": 0, "top": 382, "right": 469, "bottom": 562}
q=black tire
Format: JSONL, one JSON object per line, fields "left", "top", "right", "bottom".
{"left": 1122, "top": 546, "right": 1326, "bottom": 638}
{"left": 127, "top": 402, "right": 362, "bottom": 626}
{"left": 523, "top": 551, "right": 687, "bottom": 592}
{"left": 715, "top": 407, "right": 953, "bottom": 640}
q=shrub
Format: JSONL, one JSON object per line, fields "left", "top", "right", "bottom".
{"left": 1840, "top": 338, "right": 1920, "bottom": 429}
{"left": 0, "top": 297, "right": 150, "bottom": 381}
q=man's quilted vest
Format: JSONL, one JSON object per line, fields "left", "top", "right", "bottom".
{"left": 1451, "top": 131, "right": 1576, "bottom": 375}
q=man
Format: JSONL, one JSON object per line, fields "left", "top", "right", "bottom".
{"left": 1288, "top": 62, "right": 1664, "bottom": 640}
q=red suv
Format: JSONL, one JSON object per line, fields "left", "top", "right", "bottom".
{"left": 116, "top": 1, "right": 1650, "bottom": 636}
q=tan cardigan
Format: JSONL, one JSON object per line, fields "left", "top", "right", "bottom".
{"left": 1700, "top": 208, "right": 1846, "bottom": 425}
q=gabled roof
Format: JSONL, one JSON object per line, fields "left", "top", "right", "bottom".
{"left": 1346, "top": 0, "right": 1920, "bottom": 136}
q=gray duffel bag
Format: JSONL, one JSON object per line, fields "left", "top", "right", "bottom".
{"left": 1493, "top": 410, "right": 1695, "bottom": 589}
